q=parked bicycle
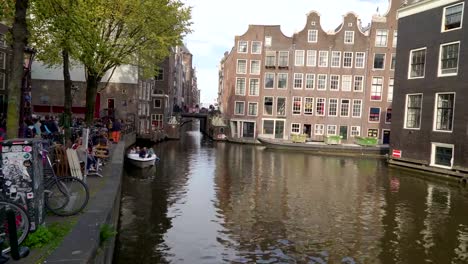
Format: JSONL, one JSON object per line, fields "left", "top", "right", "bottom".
{"left": 0, "top": 196, "right": 30, "bottom": 255}
{"left": 42, "top": 148, "right": 89, "bottom": 216}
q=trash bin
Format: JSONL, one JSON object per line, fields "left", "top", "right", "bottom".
{"left": 0, "top": 138, "right": 45, "bottom": 231}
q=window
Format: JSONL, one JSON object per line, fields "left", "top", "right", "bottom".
{"left": 328, "top": 98, "right": 338, "bottom": 116}
{"left": 0, "top": 73, "right": 5, "bottom": 90}
{"left": 266, "top": 52, "right": 276, "bottom": 67}
{"left": 305, "top": 74, "right": 315, "bottom": 89}
{"left": 344, "top": 31, "right": 354, "bottom": 44}
{"left": 340, "top": 99, "right": 350, "bottom": 117}
{"left": 354, "top": 76, "right": 364, "bottom": 92}
{"left": 265, "top": 36, "right": 272, "bottom": 47}
{"left": 277, "top": 97, "right": 286, "bottom": 116}
{"left": 277, "top": 73, "right": 288, "bottom": 89}
{"left": 342, "top": 75, "right": 352, "bottom": 91}
{"left": 237, "top": 60, "right": 247, "bottom": 74}
{"left": 314, "top": 124, "right": 324, "bottom": 135}
{"left": 431, "top": 143, "right": 454, "bottom": 168}
{"left": 250, "top": 60, "right": 260, "bottom": 74}
{"left": 236, "top": 78, "right": 246, "bottom": 95}
{"left": 318, "top": 51, "right": 328, "bottom": 67}
{"left": 330, "top": 75, "right": 340, "bottom": 91}
{"left": 264, "top": 97, "right": 273, "bottom": 115}
{"left": 409, "top": 48, "right": 426, "bottom": 78}
{"left": 294, "top": 73, "right": 303, "bottom": 89}
{"left": 249, "top": 79, "right": 260, "bottom": 96}
{"left": 308, "top": 30, "right": 318, "bottom": 43}
{"left": 0, "top": 34, "right": 5, "bottom": 47}
{"left": 263, "top": 120, "right": 274, "bottom": 134}
{"left": 235, "top": 101, "right": 245, "bottom": 115}
{"left": 331, "top": 51, "right": 341, "bottom": 67}
{"left": 351, "top": 126, "right": 360, "bottom": 137}
{"left": 374, "top": 54, "right": 385, "bottom": 69}
{"left": 295, "top": 50, "right": 305, "bottom": 66}
{"left": 352, "top": 99, "right": 362, "bottom": 118}
{"left": 248, "top": 102, "right": 258, "bottom": 116}
{"left": 355, "top": 52, "right": 365, "bottom": 68}
{"left": 278, "top": 51, "right": 289, "bottom": 67}
{"left": 293, "top": 97, "right": 302, "bottom": 115}
{"left": 317, "top": 74, "right": 327, "bottom": 90}
{"left": 393, "top": 30, "right": 398, "bottom": 47}
{"left": 388, "top": 78, "right": 394, "bottom": 102}
{"left": 434, "top": 93, "right": 455, "bottom": 131}
{"left": 264, "top": 73, "right": 274, "bottom": 89}
{"left": 404, "top": 94, "right": 423, "bottom": 129}
{"left": 307, "top": 50, "right": 317, "bottom": 66}
{"left": 316, "top": 98, "right": 326, "bottom": 116}
{"left": 153, "top": 99, "right": 162, "bottom": 108}
{"left": 367, "top": 129, "right": 378, "bottom": 138}
{"left": 386, "top": 108, "right": 392, "bottom": 123}
{"left": 369, "top": 108, "right": 380, "bottom": 122}
{"left": 304, "top": 97, "right": 314, "bottom": 115}
{"left": 442, "top": 3, "right": 464, "bottom": 31}
{"left": 391, "top": 53, "right": 396, "bottom": 70}
{"left": 327, "top": 125, "right": 337, "bottom": 135}
{"left": 155, "top": 68, "right": 164, "bottom": 80}
{"left": 252, "top": 41, "right": 262, "bottom": 54}
{"left": 343, "top": 52, "right": 353, "bottom": 68}
{"left": 375, "top": 30, "right": 388, "bottom": 47}
{"left": 151, "top": 114, "right": 163, "bottom": 129}
{"left": 291, "top": 123, "right": 301, "bottom": 134}
{"left": 238, "top": 41, "right": 248, "bottom": 53}
{"left": 439, "top": 42, "right": 460, "bottom": 76}
{"left": 371, "top": 77, "right": 383, "bottom": 100}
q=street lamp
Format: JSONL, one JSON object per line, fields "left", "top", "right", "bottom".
{"left": 18, "top": 47, "right": 36, "bottom": 138}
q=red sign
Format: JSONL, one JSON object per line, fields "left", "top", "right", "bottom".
{"left": 392, "top": 149, "right": 402, "bottom": 158}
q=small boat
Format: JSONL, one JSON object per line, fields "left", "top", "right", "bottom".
{"left": 126, "top": 153, "right": 159, "bottom": 168}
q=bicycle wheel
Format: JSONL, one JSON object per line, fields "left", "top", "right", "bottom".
{"left": 0, "top": 201, "right": 30, "bottom": 254}
{"left": 45, "top": 177, "right": 89, "bottom": 216}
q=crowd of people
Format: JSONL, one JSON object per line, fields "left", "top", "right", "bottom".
{"left": 129, "top": 146, "right": 155, "bottom": 159}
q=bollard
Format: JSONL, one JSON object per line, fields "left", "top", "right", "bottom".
{"left": 6, "top": 210, "right": 29, "bottom": 261}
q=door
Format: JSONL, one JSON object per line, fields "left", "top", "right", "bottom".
{"left": 383, "top": 130, "right": 391, "bottom": 144}
{"left": 275, "top": 120, "right": 284, "bottom": 139}
{"left": 107, "top": 98, "right": 115, "bottom": 117}
{"left": 303, "top": 124, "right": 312, "bottom": 138}
{"left": 242, "top": 122, "right": 255, "bottom": 138}
{"left": 339, "top": 126, "right": 348, "bottom": 140}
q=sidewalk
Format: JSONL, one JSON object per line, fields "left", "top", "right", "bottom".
{"left": 16, "top": 133, "right": 135, "bottom": 264}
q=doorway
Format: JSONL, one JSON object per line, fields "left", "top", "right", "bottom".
{"left": 275, "top": 120, "right": 285, "bottom": 139}
{"left": 107, "top": 98, "right": 115, "bottom": 117}
{"left": 339, "top": 126, "right": 348, "bottom": 140}
{"left": 303, "top": 124, "right": 312, "bottom": 138}
{"left": 242, "top": 122, "right": 255, "bottom": 138}
{"left": 383, "top": 130, "right": 390, "bottom": 144}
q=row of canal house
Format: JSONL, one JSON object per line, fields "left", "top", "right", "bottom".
{"left": 219, "top": 0, "right": 402, "bottom": 144}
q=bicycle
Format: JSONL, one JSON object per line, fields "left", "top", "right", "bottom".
{"left": 42, "top": 148, "right": 89, "bottom": 216}
{"left": 0, "top": 196, "right": 30, "bottom": 255}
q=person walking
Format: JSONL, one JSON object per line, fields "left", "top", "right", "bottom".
{"left": 111, "top": 119, "right": 122, "bottom": 143}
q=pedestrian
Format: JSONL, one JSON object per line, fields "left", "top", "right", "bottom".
{"left": 111, "top": 119, "right": 122, "bottom": 143}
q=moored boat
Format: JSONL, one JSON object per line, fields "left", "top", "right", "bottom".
{"left": 126, "top": 153, "right": 159, "bottom": 168}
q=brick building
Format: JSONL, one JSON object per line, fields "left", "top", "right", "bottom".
{"left": 219, "top": 0, "right": 403, "bottom": 143}
{"left": 389, "top": 0, "right": 468, "bottom": 176}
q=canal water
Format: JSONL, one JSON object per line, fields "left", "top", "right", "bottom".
{"left": 114, "top": 129, "right": 468, "bottom": 264}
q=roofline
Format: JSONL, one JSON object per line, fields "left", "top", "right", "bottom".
{"left": 398, "top": 0, "right": 461, "bottom": 19}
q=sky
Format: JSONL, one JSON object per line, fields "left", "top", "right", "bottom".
{"left": 182, "top": 0, "right": 389, "bottom": 106}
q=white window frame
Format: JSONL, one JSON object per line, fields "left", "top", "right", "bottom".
{"left": 291, "top": 123, "right": 301, "bottom": 134}
{"left": 292, "top": 96, "right": 302, "bottom": 115}
{"left": 354, "top": 75, "right": 364, "bottom": 92}
{"left": 308, "top": 30, "right": 318, "bottom": 43}
{"left": 306, "top": 50, "right": 317, "bottom": 66}
{"left": 441, "top": 2, "right": 464, "bottom": 33}
{"left": 235, "top": 77, "right": 246, "bottom": 95}
{"left": 433, "top": 92, "right": 455, "bottom": 132}
{"left": 327, "top": 125, "right": 337, "bottom": 135}
{"left": 264, "top": 96, "right": 274, "bottom": 116}
{"left": 264, "top": 73, "right": 275, "bottom": 89}
{"left": 276, "top": 97, "right": 287, "bottom": 116}
{"left": 265, "top": 36, "right": 272, "bottom": 47}
{"left": 343, "top": 52, "right": 353, "bottom": 68}
{"left": 355, "top": 52, "right": 365, "bottom": 68}
{"left": 329, "top": 75, "right": 340, "bottom": 91}
{"left": 430, "top": 142, "right": 454, "bottom": 169}
{"left": 278, "top": 51, "right": 289, "bottom": 67}
{"left": 373, "top": 53, "right": 386, "bottom": 70}
{"left": 318, "top": 51, "right": 328, "bottom": 67}
{"left": 305, "top": 74, "right": 315, "bottom": 90}
{"left": 390, "top": 53, "right": 396, "bottom": 71}
{"left": 344, "top": 31, "right": 354, "bottom": 44}
{"left": 295, "top": 50, "right": 305, "bottom": 66}
{"left": 342, "top": 75, "right": 352, "bottom": 91}
{"left": 153, "top": 99, "right": 162, "bottom": 108}
{"left": 438, "top": 41, "right": 460, "bottom": 77}
{"left": 375, "top": 29, "right": 388, "bottom": 47}
{"left": 388, "top": 78, "right": 394, "bottom": 102}
{"left": 404, "top": 93, "right": 423, "bottom": 130}
{"left": 328, "top": 98, "right": 338, "bottom": 117}
{"left": 277, "top": 73, "right": 288, "bottom": 89}
{"left": 350, "top": 126, "right": 360, "bottom": 137}
{"left": 352, "top": 99, "right": 362, "bottom": 118}
{"left": 408, "top": 47, "right": 427, "bottom": 79}
{"left": 250, "top": 60, "right": 261, "bottom": 75}
{"left": 248, "top": 102, "right": 258, "bottom": 116}
{"left": 236, "top": 59, "right": 247, "bottom": 74}
{"left": 249, "top": 78, "right": 260, "bottom": 96}
{"left": 369, "top": 107, "right": 381, "bottom": 123}
{"left": 238, "top": 41, "right": 248, "bottom": 53}
{"left": 340, "top": 99, "right": 350, "bottom": 117}
{"left": 385, "top": 108, "right": 392, "bottom": 124}
{"left": 317, "top": 74, "right": 327, "bottom": 91}
{"left": 316, "top": 98, "right": 326, "bottom": 116}
{"left": 314, "top": 124, "right": 325, "bottom": 135}
{"left": 293, "top": 73, "right": 303, "bottom": 89}
{"left": 251, "top": 41, "right": 262, "bottom": 54}
{"left": 304, "top": 97, "right": 314, "bottom": 115}
{"left": 393, "top": 30, "right": 398, "bottom": 47}
{"left": 0, "top": 52, "right": 5, "bottom": 70}
{"left": 371, "top": 77, "right": 383, "bottom": 101}
{"left": 331, "top": 51, "right": 341, "bottom": 68}
{"left": 367, "top": 129, "right": 379, "bottom": 138}
{"left": 234, "top": 101, "right": 245, "bottom": 115}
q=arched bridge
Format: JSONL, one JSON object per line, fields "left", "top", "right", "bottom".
{"left": 180, "top": 112, "right": 209, "bottom": 133}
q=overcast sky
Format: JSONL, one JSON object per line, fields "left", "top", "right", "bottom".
{"left": 183, "top": 0, "right": 389, "bottom": 106}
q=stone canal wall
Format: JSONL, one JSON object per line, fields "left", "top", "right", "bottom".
{"left": 44, "top": 132, "right": 136, "bottom": 264}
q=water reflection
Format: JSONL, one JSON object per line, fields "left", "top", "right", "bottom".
{"left": 115, "top": 132, "right": 468, "bottom": 264}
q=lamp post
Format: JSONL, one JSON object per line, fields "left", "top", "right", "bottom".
{"left": 18, "top": 47, "right": 36, "bottom": 138}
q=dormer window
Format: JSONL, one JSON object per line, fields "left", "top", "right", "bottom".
{"left": 442, "top": 2, "right": 464, "bottom": 32}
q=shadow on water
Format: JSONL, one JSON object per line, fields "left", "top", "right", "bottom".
{"left": 115, "top": 123, "right": 468, "bottom": 264}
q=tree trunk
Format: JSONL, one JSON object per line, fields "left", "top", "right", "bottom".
{"left": 62, "top": 49, "right": 72, "bottom": 142}
{"left": 6, "top": 0, "right": 29, "bottom": 139}
{"left": 85, "top": 71, "right": 101, "bottom": 126}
